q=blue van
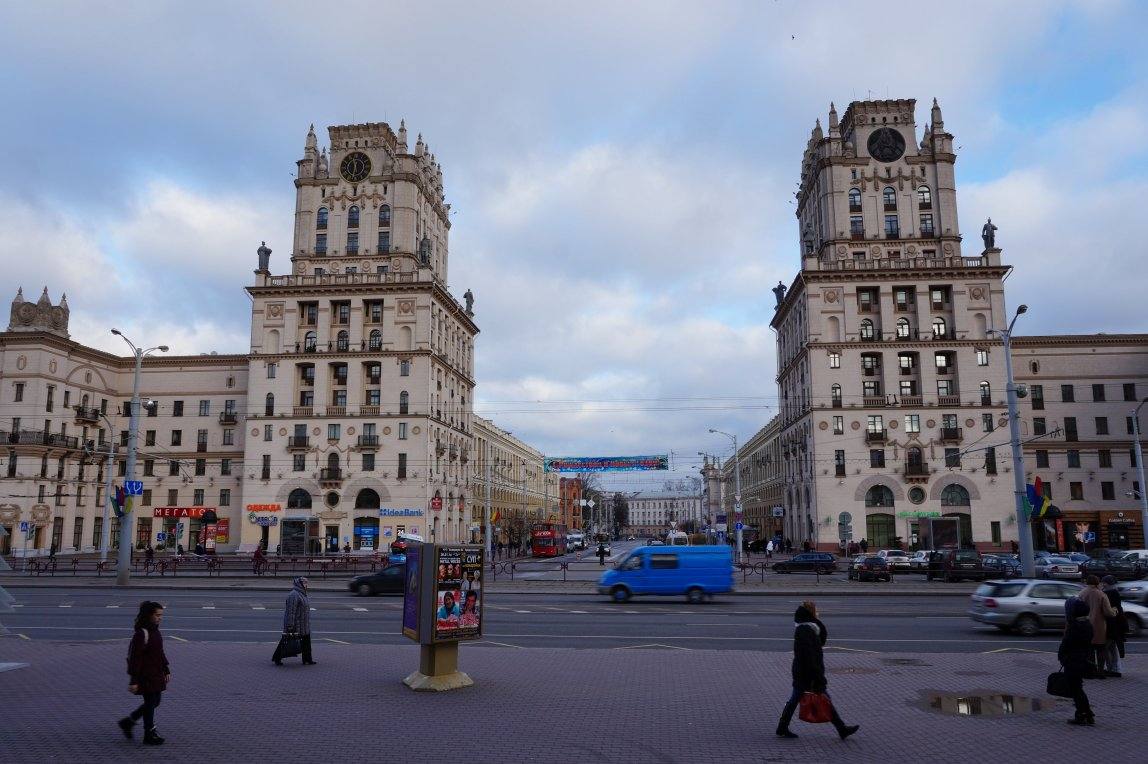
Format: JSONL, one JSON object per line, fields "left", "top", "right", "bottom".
{"left": 597, "top": 545, "right": 734, "bottom": 603}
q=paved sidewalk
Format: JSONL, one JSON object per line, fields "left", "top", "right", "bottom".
{"left": 0, "top": 637, "right": 1142, "bottom": 762}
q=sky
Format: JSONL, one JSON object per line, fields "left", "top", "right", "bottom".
{"left": 1, "top": 0, "right": 1146, "bottom": 493}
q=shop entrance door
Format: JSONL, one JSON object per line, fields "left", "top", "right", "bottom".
{"left": 1107, "top": 524, "right": 1131, "bottom": 549}
{"left": 325, "top": 525, "right": 339, "bottom": 554}
{"left": 281, "top": 521, "right": 306, "bottom": 555}
{"left": 307, "top": 520, "right": 321, "bottom": 555}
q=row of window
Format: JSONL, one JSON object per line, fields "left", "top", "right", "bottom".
{"left": 848, "top": 186, "right": 932, "bottom": 212}
{"left": 316, "top": 205, "right": 390, "bottom": 231}
{"left": 1035, "top": 415, "right": 1141, "bottom": 441}
{"left": 314, "top": 231, "right": 389, "bottom": 256}
{"left": 1034, "top": 447, "right": 1140, "bottom": 470}
{"left": 299, "top": 300, "right": 384, "bottom": 326}
{"left": 298, "top": 329, "right": 385, "bottom": 352}
{"left": 1030, "top": 383, "right": 1139, "bottom": 408}
{"left": 853, "top": 316, "right": 960, "bottom": 341}
{"left": 830, "top": 349, "right": 989, "bottom": 369}
{"left": 263, "top": 453, "right": 408, "bottom": 481}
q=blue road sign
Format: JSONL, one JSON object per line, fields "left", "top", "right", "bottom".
{"left": 156, "top": 532, "right": 167, "bottom": 542}
{"left": 125, "top": 480, "right": 144, "bottom": 496}
{"left": 735, "top": 522, "right": 744, "bottom": 531}
{"left": 19, "top": 521, "right": 30, "bottom": 532}
{"left": 1084, "top": 531, "right": 1097, "bottom": 543}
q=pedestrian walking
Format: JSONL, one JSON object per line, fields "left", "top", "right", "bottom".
{"left": 775, "top": 601, "right": 859, "bottom": 741}
{"left": 272, "top": 577, "right": 315, "bottom": 666}
{"left": 597, "top": 542, "right": 608, "bottom": 566}
{"left": 252, "top": 545, "right": 266, "bottom": 575}
{"left": 1101, "top": 575, "right": 1126, "bottom": 677}
{"left": 766, "top": 540, "right": 774, "bottom": 559}
{"left": 1077, "top": 575, "right": 1116, "bottom": 675}
{"left": 1058, "top": 597, "right": 1095, "bottom": 725}
{"left": 118, "top": 601, "right": 170, "bottom": 746}
{"left": 144, "top": 545, "right": 154, "bottom": 564}
{"left": 859, "top": 538, "right": 868, "bottom": 554}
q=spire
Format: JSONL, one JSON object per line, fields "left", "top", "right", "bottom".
{"left": 37, "top": 287, "right": 51, "bottom": 308}
{"left": 415, "top": 133, "right": 425, "bottom": 156}
{"left": 13, "top": 286, "right": 24, "bottom": 304}
{"left": 828, "top": 102, "right": 839, "bottom": 132}
{"left": 812, "top": 118, "right": 823, "bottom": 141}
{"left": 305, "top": 123, "right": 317, "bottom": 151}
{"left": 931, "top": 97, "right": 944, "bottom": 130}
{"left": 397, "top": 119, "right": 408, "bottom": 152}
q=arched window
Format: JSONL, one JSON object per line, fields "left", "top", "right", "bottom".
{"left": 81, "top": 394, "right": 89, "bottom": 407}
{"left": 848, "top": 188, "right": 861, "bottom": 211}
{"left": 897, "top": 317, "right": 911, "bottom": 338}
{"left": 865, "top": 485, "right": 895, "bottom": 507}
{"left": 336, "top": 330, "right": 349, "bottom": 352}
{"left": 287, "top": 488, "right": 312, "bottom": 509}
{"left": 303, "top": 331, "right": 317, "bottom": 352}
{"left": 932, "top": 317, "right": 947, "bottom": 338}
{"left": 327, "top": 452, "right": 340, "bottom": 470}
{"left": 831, "top": 384, "right": 842, "bottom": 405}
{"left": 347, "top": 205, "right": 359, "bottom": 229}
{"left": 980, "top": 381, "right": 992, "bottom": 404}
{"left": 883, "top": 187, "right": 897, "bottom": 208}
{"left": 355, "top": 488, "right": 381, "bottom": 510}
{"left": 264, "top": 393, "right": 274, "bottom": 416}
{"left": 368, "top": 329, "right": 382, "bottom": 352}
{"left": 399, "top": 391, "right": 409, "bottom": 415}
{"left": 860, "top": 319, "right": 874, "bottom": 340}
{"left": 379, "top": 205, "right": 391, "bottom": 226}
{"left": 907, "top": 447, "right": 923, "bottom": 468}
{"left": 917, "top": 186, "right": 932, "bottom": 209}
{"left": 317, "top": 207, "right": 328, "bottom": 230}
{"left": 940, "top": 484, "right": 971, "bottom": 506}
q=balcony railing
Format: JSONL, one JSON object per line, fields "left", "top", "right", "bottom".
{"left": 980, "top": 395, "right": 993, "bottom": 406}
{"left": 320, "top": 467, "right": 343, "bottom": 482}
{"left": 850, "top": 231, "right": 865, "bottom": 241}
{"left": 885, "top": 230, "right": 901, "bottom": 240}
{"left": 938, "top": 395, "right": 962, "bottom": 407}
{"left": 218, "top": 412, "right": 238, "bottom": 425}
{"left": 904, "top": 463, "right": 930, "bottom": 477}
{"left": 357, "top": 435, "right": 379, "bottom": 449}
{"left": 900, "top": 395, "right": 923, "bottom": 406}
{"left": 293, "top": 406, "right": 314, "bottom": 417}
{"left": 314, "top": 247, "right": 327, "bottom": 255}
{"left": 287, "top": 436, "right": 310, "bottom": 450}
{"left": 360, "top": 405, "right": 380, "bottom": 416}
{"left": 835, "top": 465, "right": 847, "bottom": 477}
{"left": 831, "top": 399, "right": 843, "bottom": 408}
{"left": 932, "top": 331, "right": 956, "bottom": 341}
{"left": 74, "top": 406, "right": 100, "bottom": 424}
{"left": 197, "top": 442, "right": 208, "bottom": 452}
{"left": 326, "top": 406, "right": 346, "bottom": 417}
{"left": 377, "top": 246, "right": 390, "bottom": 255}
{"left": 346, "top": 247, "right": 359, "bottom": 256}
{"left": 807, "top": 255, "right": 992, "bottom": 273}
{"left": 921, "top": 227, "right": 935, "bottom": 238}
{"left": 7, "top": 430, "right": 80, "bottom": 449}
{"left": 940, "top": 427, "right": 963, "bottom": 441}
{"left": 863, "top": 396, "right": 885, "bottom": 407}
{"left": 865, "top": 429, "right": 887, "bottom": 443}
{"left": 858, "top": 302, "right": 874, "bottom": 312}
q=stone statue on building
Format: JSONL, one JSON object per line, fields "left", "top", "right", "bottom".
{"left": 981, "top": 218, "right": 997, "bottom": 250}
{"left": 772, "top": 281, "right": 788, "bottom": 308}
{"left": 256, "top": 241, "right": 272, "bottom": 272}
{"left": 463, "top": 289, "right": 474, "bottom": 316}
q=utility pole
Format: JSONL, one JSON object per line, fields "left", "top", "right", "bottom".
{"left": 710, "top": 429, "right": 743, "bottom": 563}
{"left": 1132, "top": 399, "right": 1148, "bottom": 541}
{"left": 484, "top": 441, "right": 492, "bottom": 557}
{"left": 99, "top": 440, "right": 116, "bottom": 562}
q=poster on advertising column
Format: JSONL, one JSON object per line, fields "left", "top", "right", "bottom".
{"left": 433, "top": 545, "right": 482, "bottom": 642}
{"left": 401, "top": 544, "right": 422, "bottom": 640}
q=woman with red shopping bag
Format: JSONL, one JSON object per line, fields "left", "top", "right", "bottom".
{"left": 775, "top": 600, "right": 860, "bottom": 740}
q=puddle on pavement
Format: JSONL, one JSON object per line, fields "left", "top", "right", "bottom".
{"left": 925, "top": 692, "right": 1046, "bottom": 717}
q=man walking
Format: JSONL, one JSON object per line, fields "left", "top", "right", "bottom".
{"left": 597, "top": 542, "right": 608, "bottom": 566}
{"left": 272, "top": 577, "right": 315, "bottom": 666}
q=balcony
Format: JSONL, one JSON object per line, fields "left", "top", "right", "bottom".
{"left": 939, "top": 395, "right": 961, "bottom": 407}
{"left": 356, "top": 435, "right": 379, "bottom": 449}
{"left": 218, "top": 412, "right": 238, "bottom": 425}
{"left": 314, "top": 247, "right": 327, "bottom": 256}
{"left": 894, "top": 302, "right": 913, "bottom": 313}
{"left": 74, "top": 406, "right": 100, "bottom": 424}
{"left": 863, "top": 396, "right": 885, "bottom": 407}
{"left": 850, "top": 231, "right": 865, "bottom": 241}
{"left": 921, "top": 227, "right": 936, "bottom": 238}
{"left": 932, "top": 331, "right": 956, "bottom": 341}
{"left": 196, "top": 442, "right": 208, "bottom": 452}
{"left": 346, "top": 247, "right": 359, "bottom": 256}
{"left": 835, "top": 465, "right": 847, "bottom": 477}
{"left": 940, "top": 427, "right": 963, "bottom": 442}
{"left": 326, "top": 406, "right": 346, "bottom": 417}
{"left": 885, "top": 230, "right": 901, "bottom": 240}
{"left": 984, "top": 461, "right": 998, "bottom": 476}
{"left": 904, "top": 463, "right": 930, "bottom": 480}
{"left": 287, "top": 436, "right": 310, "bottom": 450}
{"left": 360, "top": 405, "right": 380, "bottom": 416}
{"left": 293, "top": 406, "right": 314, "bottom": 417}
{"left": 831, "top": 399, "right": 843, "bottom": 409}
{"left": 8, "top": 430, "right": 80, "bottom": 449}
{"left": 319, "top": 467, "right": 343, "bottom": 485}
{"left": 858, "top": 302, "right": 874, "bottom": 313}
{"left": 449, "top": 443, "right": 458, "bottom": 461}
{"left": 980, "top": 395, "right": 993, "bottom": 407}
{"left": 860, "top": 334, "right": 879, "bottom": 343}
{"left": 377, "top": 246, "right": 390, "bottom": 255}
{"left": 300, "top": 375, "right": 315, "bottom": 387}
{"left": 900, "top": 395, "right": 923, "bottom": 406}
{"left": 865, "top": 429, "right": 887, "bottom": 443}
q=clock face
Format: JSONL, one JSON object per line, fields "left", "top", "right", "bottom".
{"left": 867, "top": 127, "right": 906, "bottom": 163}
{"left": 340, "top": 151, "right": 371, "bottom": 183}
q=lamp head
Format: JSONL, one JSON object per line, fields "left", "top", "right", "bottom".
{"left": 158, "top": 345, "right": 169, "bottom": 353}
{"left": 708, "top": 428, "right": 717, "bottom": 434}
{"left": 1016, "top": 304, "right": 1028, "bottom": 315}
{"left": 110, "top": 328, "right": 121, "bottom": 336}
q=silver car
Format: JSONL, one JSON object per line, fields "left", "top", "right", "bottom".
{"left": 1034, "top": 556, "right": 1081, "bottom": 580}
{"left": 878, "top": 549, "right": 911, "bottom": 570}
{"left": 969, "top": 579, "right": 1146, "bottom": 637}
{"left": 1116, "top": 580, "right": 1148, "bottom": 605}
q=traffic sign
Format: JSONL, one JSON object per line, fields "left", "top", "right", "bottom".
{"left": 125, "top": 480, "right": 144, "bottom": 496}
{"left": 19, "top": 521, "right": 30, "bottom": 533}
{"left": 735, "top": 522, "right": 744, "bottom": 531}
{"left": 431, "top": 496, "right": 443, "bottom": 511}
{"left": 838, "top": 511, "right": 852, "bottom": 525}
{"left": 156, "top": 532, "right": 167, "bottom": 542}
{"left": 734, "top": 502, "right": 743, "bottom": 514}
{"left": 1084, "top": 531, "right": 1097, "bottom": 543}
{"left": 771, "top": 507, "right": 784, "bottom": 518}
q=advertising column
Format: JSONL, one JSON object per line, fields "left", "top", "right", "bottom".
{"left": 402, "top": 542, "right": 483, "bottom": 691}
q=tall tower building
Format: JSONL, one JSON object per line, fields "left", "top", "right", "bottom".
{"left": 771, "top": 99, "right": 1016, "bottom": 552}
{"left": 245, "top": 121, "right": 478, "bottom": 553}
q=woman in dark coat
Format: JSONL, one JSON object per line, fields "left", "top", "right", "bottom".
{"left": 118, "top": 601, "right": 170, "bottom": 745}
{"left": 1101, "top": 575, "right": 1125, "bottom": 677}
{"left": 775, "top": 601, "right": 860, "bottom": 740}
{"left": 272, "top": 577, "right": 315, "bottom": 665}
{"left": 1059, "top": 597, "right": 1095, "bottom": 725}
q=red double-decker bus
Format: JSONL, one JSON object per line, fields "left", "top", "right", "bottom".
{"left": 531, "top": 523, "right": 568, "bottom": 558}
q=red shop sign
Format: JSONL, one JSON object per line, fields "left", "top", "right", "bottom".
{"left": 431, "top": 496, "right": 443, "bottom": 511}
{"left": 153, "top": 507, "right": 215, "bottom": 519}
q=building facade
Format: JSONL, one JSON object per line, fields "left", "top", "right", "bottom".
{"left": 720, "top": 415, "right": 784, "bottom": 543}
{"left": 623, "top": 492, "right": 704, "bottom": 538}
{"left": 472, "top": 416, "right": 556, "bottom": 547}
{"left": 0, "top": 121, "right": 546, "bottom": 557}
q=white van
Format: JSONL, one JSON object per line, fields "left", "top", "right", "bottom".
{"left": 667, "top": 531, "right": 689, "bottom": 546}
{"left": 568, "top": 531, "right": 586, "bottom": 551}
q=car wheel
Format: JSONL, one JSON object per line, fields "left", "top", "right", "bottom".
{"left": 357, "top": 583, "right": 373, "bottom": 596}
{"left": 611, "top": 586, "right": 631, "bottom": 603}
{"left": 1126, "top": 614, "right": 1143, "bottom": 638}
{"left": 1015, "top": 614, "right": 1041, "bottom": 637}
{"left": 686, "top": 587, "right": 705, "bottom": 604}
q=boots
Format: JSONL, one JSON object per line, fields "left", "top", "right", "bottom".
{"left": 117, "top": 717, "right": 135, "bottom": 739}
{"left": 775, "top": 727, "right": 798, "bottom": 739}
{"left": 143, "top": 727, "right": 166, "bottom": 745}
{"left": 837, "top": 724, "right": 860, "bottom": 740}
{"left": 1067, "top": 711, "right": 1095, "bottom": 726}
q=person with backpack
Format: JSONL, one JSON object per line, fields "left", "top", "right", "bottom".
{"left": 775, "top": 601, "right": 859, "bottom": 740}
{"left": 118, "top": 601, "right": 170, "bottom": 746}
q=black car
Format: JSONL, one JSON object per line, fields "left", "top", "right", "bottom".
{"left": 348, "top": 564, "right": 405, "bottom": 596}
{"left": 847, "top": 555, "right": 891, "bottom": 582}
{"left": 982, "top": 554, "right": 1022, "bottom": 578}
{"left": 1081, "top": 555, "right": 1143, "bottom": 581}
{"left": 772, "top": 553, "right": 837, "bottom": 574}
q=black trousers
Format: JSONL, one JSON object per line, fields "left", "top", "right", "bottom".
{"left": 1064, "top": 671, "right": 1092, "bottom": 717}
{"left": 777, "top": 686, "right": 847, "bottom": 733}
{"left": 129, "top": 691, "right": 162, "bottom": 729}
{"left": 272, "top": 634, "right": 313, "bottom": 663}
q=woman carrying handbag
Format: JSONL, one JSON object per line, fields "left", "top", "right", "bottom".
{"left": 1055, "top": 597, "right": 1095, "bottom": 725}
{"left": 272, "top": 577, "right": 315, "bottom": 665}
{"left": 118, "top": 601, "right": 170, "bottom": 746}
{"left": 775, "top": 601, "right": 860, "bottom": 740}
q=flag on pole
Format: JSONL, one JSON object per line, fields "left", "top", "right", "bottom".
{"left": 490, "top": 509, "right": 500, "bottom": 523}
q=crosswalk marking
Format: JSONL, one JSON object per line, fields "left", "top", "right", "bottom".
{"left": 202, "top": 606, "right": 215, "bottom": 610}
{"left": 252, "top": 606, "right": 266, "bottom": 610}
{"left": 352, "top": 607, "right": 368, "bottom": 612}
{"left": 514, "top": 610, "right": 532, "bottom": 613}
{"left": 105, "top": 605, "right": 120, "bottom": 608}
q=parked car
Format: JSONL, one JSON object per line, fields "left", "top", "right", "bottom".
{"left": 772, "top": 552, "right": 837, "bottom": 574}
{"left": 847, "top": 555, "right": 891, "bottom": 582}
{"left": 348, "top": 564, "right": 406, "bottom": 596}
{"left": 1116, "top": 579, "right": 1148, "bottom": 605}
{"left": 982, "top": 554, "right": 1022, "bottom": 578}
{"left": 646, "top": 539, "right": 665, "bottom": 547}
{"left": 1123, "top": 550, "right": 1148, "bottom": 577}
{"left": 926, "top": 549, "right": 988, "bottom": 582}
{"left": 908, "top": 550, "right": 931, "bottom": 571}
{"left": 1081, "top": 555, "right": 1143, "bottom": 580}
{"left": 1034, "top": 555, "right": 1081, "bottom": 580}
{"left": 969, "top": 579, "right": 1147, "bottom": 637}
{"left": 598, "top": 545, "right": 734, "bottom": 603}
{"left": 877, "top": 549, "right": 911, "bottom": 570}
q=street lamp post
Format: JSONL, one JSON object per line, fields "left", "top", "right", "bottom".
{"left": 111, "top": 329, "right": 168, "bottom": 586}
{"left": 988, "top": 306, "right": 1036, "bottom": 578}
{"left": 709, "top": 429, "right": 742, "bottom": 563}
{"left": 1131, "top": 398, "right": 1148, "bottom": 542}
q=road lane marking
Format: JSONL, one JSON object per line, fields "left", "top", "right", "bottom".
{"left": 201, "top": 606, "right": 215, "bottom": 610}
{"left": 352, "top": 607, "right": 368, "bottom": 612}
{"left": 168, "top": 636, "right": 189, "bottom": 642}
{"left": 323, "top": 638, "right": 350, "bottom": 644}
{"left": 252, "top": 606, "right": 266, "bottom": 610}
{"left": 105, "top": 605, "right": 120, "bottom": 609}
{"left": 16, "top": 634, "right": 30, "bottom": 640}
{"left": 568, "top": 610, "right": 588, "bottom": 614}
{"left": 825, "top": 646, "right": 879, "bottom": 654}
{"left": 616, "top": 643, "right": 691, "bottom": 650}
{"left": 514, "top": 610, "right": 532, "bottom": 613}
{"left": 982, "top": 647, "right": 1050, "bottom": 654}
{"left": 475, "top": 640, "right": 523, "bottom": 649}
{"left": 58, "top": 605, "right": 72, "bottom": 608}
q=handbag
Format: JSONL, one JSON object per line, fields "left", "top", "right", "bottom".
{"left": 1046, "top": 671, "right": 1075, "bottom": 698}
{"left": 798, "top": 691, "right": 834, "bottom": 724}
{"left": 282, "top": 632, "right": 302, "bottom": 657}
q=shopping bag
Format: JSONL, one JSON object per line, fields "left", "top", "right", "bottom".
{"left": 282, "top": 632, "right": 302, "bottom": 657}
{"left": 798, "top": 691, "right": 834, "bottom": 723}
{"left": 1046, "top": 671, "right": 1074, "bottom": 698}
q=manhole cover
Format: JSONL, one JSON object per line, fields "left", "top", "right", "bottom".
{"left": 924, "top": 692, "right": 1047, "bottom": 717}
